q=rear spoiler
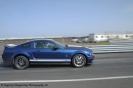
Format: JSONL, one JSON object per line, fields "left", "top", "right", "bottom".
{"left": 4, "top": 44, "right": 17, "bottom": 48}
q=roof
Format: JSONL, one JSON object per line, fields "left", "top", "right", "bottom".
{"left": 29, "top": 39, "right": 53, "bottom": 42}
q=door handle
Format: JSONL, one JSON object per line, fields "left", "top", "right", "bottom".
{"left": 36, "top": 50, "right": 40, "bottom": 52}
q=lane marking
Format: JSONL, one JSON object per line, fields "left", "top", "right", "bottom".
{"left": 0, "top": 76, "right": 133, "bottom": 83}
{"left": 95, "top": 58, "right": 133, "bottom": 61}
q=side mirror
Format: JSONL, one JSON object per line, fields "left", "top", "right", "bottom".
{"left": 65, "top": 45, "right": 68, "bottom": 47}
{"left": 53, "top": 46, "right": 59, "bottom": 50}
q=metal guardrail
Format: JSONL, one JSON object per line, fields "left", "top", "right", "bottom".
{"left": 88, "top": 44, "right": 133, "bottom": 53}
{"left": 69, "top": 44, "right": 133, "bottom": 53}
{"left": 109, "top": 40, "right": 133, "bottom": 45}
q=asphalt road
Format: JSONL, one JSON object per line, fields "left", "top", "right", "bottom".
{"left": 0, "top": 50, "right": 133, "bottom": 88}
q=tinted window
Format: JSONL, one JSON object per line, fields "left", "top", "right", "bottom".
{"left": 53, "top": 40, "right": 65, "bottom": 48}
{"left": 21, "top": 43, "right": 30, "bottom": 48}
{"left": 34, "top": 41, "right": 56, "bottom": 48}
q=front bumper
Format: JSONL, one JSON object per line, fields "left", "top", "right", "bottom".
{"left": 87, "top": 54, "right": 94, "bottom": 64}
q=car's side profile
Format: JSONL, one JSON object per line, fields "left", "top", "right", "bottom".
{"left": 2, "top": 39, "right": 94, "bottom": 69}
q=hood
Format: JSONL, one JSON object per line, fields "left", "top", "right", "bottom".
{"left": 66, "top": 46, "right": 92, "bottom": 52}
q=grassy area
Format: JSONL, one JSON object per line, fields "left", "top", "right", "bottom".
{"left": 96, "top": 41, "right": 109, "bottom": 45}
{"left": 0, "top": 40, "right": 109, "bottom": 49}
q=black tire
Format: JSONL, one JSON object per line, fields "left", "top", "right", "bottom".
{"left": 86, "top": 63, "right": 92, "bottom": 66}
{"left": 14, "top": 55, "right": 29, "bottom": 70}
{"left": 72, "top": 54, "right": 86, "bottom": 68}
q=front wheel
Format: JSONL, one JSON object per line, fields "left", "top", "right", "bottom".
{"left": 86, "top": 63, "right": 92, "bottom": 66}
{"left": 14, "top": 56, "right": 29, "bottom": 70}
{"left": 72, "top": 54, "right": 86, "bottom": 68}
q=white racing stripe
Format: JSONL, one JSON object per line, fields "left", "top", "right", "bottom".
{"left": 0, "top": 76, "right": 133, "bottom": 83}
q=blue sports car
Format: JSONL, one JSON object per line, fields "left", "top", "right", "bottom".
{"left": 2, "top": 39, "right": 94, "bottom": 69}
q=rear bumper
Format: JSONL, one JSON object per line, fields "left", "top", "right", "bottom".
{"left": 2, "top": 54, "right": 12, "bottom": 63}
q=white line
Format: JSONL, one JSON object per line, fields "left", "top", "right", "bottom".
{"left": 95, "top": 58, "right": 133, "bottom": 61}
{"left": 0, "top": 76, "right": 133, "bottom": 83}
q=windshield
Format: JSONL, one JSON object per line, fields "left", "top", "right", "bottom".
{"left": 53, "top": 40, "right": 65, "bottom": 48}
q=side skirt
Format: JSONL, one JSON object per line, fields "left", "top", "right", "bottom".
{"left": 29, "top": 59, "right": 71, "bottom": 63}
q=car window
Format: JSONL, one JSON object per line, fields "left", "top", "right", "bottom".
{"left": 21, "top": 43, "right": 30, "bottom": 48}
{"left": 34, "top": 41, "right": 56, "bottom": 48}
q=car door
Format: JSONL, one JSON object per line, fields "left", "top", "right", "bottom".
{"left": 32, "top": 40, "right": 65, "bottom": 62}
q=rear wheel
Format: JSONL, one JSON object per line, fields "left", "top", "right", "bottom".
{"left": 14, "top": 55, "right": 29, "bottom": 70}
{"left": 72, "top": 54, "right": 86, "bottom": 68}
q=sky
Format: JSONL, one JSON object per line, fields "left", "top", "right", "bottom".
{"left": 0, "top": 0, "right": 133, "bottom": 38}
